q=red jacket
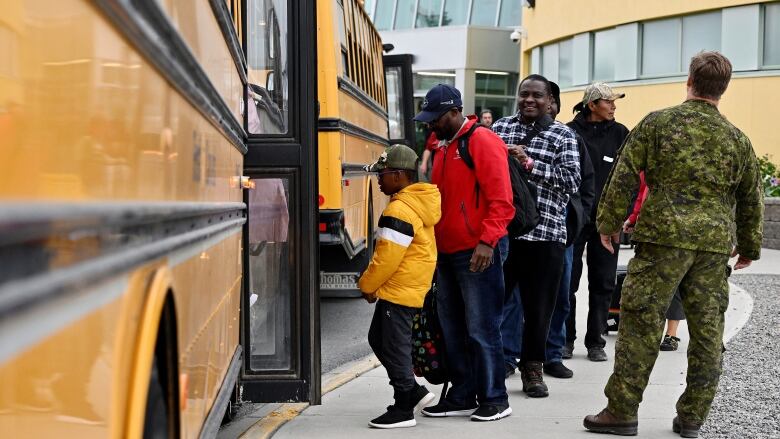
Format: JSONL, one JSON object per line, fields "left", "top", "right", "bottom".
{"left": 431, "top": 116, "right": 515, "bottom": 253}
{"left": 627, "top": 171, "right": 648, "bottom": 225}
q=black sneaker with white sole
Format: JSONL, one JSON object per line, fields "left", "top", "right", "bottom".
{"left": 411, "top": 385, "right": 437, "bottom": 412}
{"left": 470, "top": 404, "right": 512, "bottom": 422}
{"left": 368, "top": 406, "right": 415, "bottom": 429}
{"left": 421, "top": 399, "right": 477, "bottom": 417}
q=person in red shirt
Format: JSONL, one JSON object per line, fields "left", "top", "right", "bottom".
{"left": 414, "top": 84, "right": 515, "bottom": 422}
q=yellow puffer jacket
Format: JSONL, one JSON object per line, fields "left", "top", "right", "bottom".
{"left": 358, "top": 183, "right": 441, "bottom": 308}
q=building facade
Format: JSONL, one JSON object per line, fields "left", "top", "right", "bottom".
{"left": 363, "top": 0, "right": 523, "bottom": 147}
{"left": 522, "top": 0, "right": 780, "bottom": 158}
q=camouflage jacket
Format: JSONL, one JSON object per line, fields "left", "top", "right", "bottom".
{"left": 597, "top": 99, "right": 764, "bottom": 260}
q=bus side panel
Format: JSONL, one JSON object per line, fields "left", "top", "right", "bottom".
{"left": 317, "top": 131, "right": 343, "bottom": 210}
{"left": 170, "top": 233, "right": 242, "bottom": 439}
{"left": 337, "top": 91, "right": 389, "bottom": 140}
{"left": 315, "top": 0, "right": 341, "bottom": 119}
{"left": 155, "top": 0, "right": 243, "bottom": 124}
{"left": 0, "top": 265, "right": 159, "bottom": 439}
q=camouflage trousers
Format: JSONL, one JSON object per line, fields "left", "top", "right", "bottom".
{"left": 605, "top": 242, "right": 730, "bottom": 425}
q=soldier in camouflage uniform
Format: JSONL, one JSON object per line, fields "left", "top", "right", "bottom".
{"left": 583, "top": 51, "right": 764, "bottom": 438}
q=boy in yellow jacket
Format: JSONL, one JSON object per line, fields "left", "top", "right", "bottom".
{"left": 359, "top": 144, "right": 442, "bottom": 429}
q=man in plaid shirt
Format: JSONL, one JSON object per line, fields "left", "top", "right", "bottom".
{"left": 492, "top": 74, "right": 580, "bottom": 398}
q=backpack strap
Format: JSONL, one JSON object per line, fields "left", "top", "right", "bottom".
{"left": 456, "top": 122, "right": 481, "bottom": 170}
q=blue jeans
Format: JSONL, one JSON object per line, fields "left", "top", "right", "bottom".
{"left": 437, "top": 237, "right": 508, "bottom": 406}
{"left": 546, "top": 245, "right": 573, "bottom": 364}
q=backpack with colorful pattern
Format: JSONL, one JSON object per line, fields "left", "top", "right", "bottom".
{"left": 412, "top": 284, "right": 448, "bottom": 385}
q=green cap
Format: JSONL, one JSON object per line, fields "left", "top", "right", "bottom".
{"left": 367, "top": 144, "right": 419, "bottom": 172}
{"left": 581, "top": 82, "right": 625, "bottom": 105}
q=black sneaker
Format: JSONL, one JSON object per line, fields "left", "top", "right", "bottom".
{"left": 543, "top": 361, "right": 574, "bottom": 378}
{"left": 520, "top": 362, "right": 549, "bottom": 398}
{"left": 505, "top": 362, "right": 517, "bottom": 378}
{"left": 411, "top": 385, "right": 436, "bottom": 412}
{"left": 368, "top": 405, "right": 415, "bottom": 429}
{"left": 587, "top": 347, "right": 608, "bottom": 362}
{"left": 421, "top": 399, "right": 477, "bottom": 417}
{"left": 470, "top": 403, "right": 512, "bottom": 422}
{"left": 660, "top": 335, "right": 680, "bottom": 352}
{"left": 561, "top": 342, "right": 574, "bottom": 359}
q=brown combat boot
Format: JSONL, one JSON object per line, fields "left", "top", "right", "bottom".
{"left": 673, "top": 416, "right": 701, "bottom": 438}
{"left": 520, "top": 361, "right": 548, "bottom": 398}
{"left": 583, "top": 408, "right": 638, "bottom": 436}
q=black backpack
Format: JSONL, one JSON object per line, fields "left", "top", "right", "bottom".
{"left": 457, "top": 121, "right": 546, "bottom": 238}
{"left": 411, "top": 284, "right": 448, "bottom": 385}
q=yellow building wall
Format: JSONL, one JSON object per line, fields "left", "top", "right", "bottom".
{"left": 522, "top": 0, "right": 775, "bottom": 49}
{"left": 558, "top": 76, "right": 780, "bottom": 159}
{"left": 522, "top": 0, "right": 780, "bottom": 160}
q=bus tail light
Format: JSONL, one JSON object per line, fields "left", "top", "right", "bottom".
{"left": 318, "top": 194, "right": 325, "bottom": 206}
{"left": 319, "top": 223, "right": 327, "bottom": 232}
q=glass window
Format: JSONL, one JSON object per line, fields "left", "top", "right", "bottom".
{"left": 247, "top": 177, "right": 292, "bottom": 371}
{"left": 498, "top": 0, "right": 522, "bottom": 27}
{"left": 641, "top": 18, "right": 681, "bottom": 77}
{"left": 476, "top": 72, "right": 514, "bottom": 95}
{"left": 475, "top": 97, "right": 515, "bottom": 121}
{"left": 592, "top": 28, "right": 616, "bottom": 81}
{"left": 682, "top": 12, "right": 721, "bottom": 69}
{"left": 414, "top": 71, "right": 455, "bottom": 95}
{"left": 373, "top": 0, "right": 394, "bottom": 30}
{"left": 385, "top": 66, "right": 404, "bottom": 139}
{"left": 558, "top": 38, "right": 573, "bottom": 88}
{"left": 247, "top": 0, "right": 289, "bottom": 134}
{"left": 470, "top": 0, "right": 498, "bottom": 26}
{"left": 364, "top": 0, "right": 375, "bottom": 18}
{"left": 764, "top": 3, "right": 780, "bottom": 67}
{"left": 416, "top": 0, "right": 442, "bottom": 27}
{"left": 541, "top": 43, "right": 558, "bottom": 83}
{"left": 394, "top": 0, "right": 415, "bottom": 29}
{"left": 442, "top": 0, "right": 467, "bottom": 26}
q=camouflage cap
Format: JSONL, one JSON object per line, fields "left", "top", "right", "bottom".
{"left": 581, "top": 82, "right": 625, "bottom": 105}
{"left": 367, "top": 144, "right": 419, "bottom": 172}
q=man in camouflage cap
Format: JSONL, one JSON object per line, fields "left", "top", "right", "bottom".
{"left": 583, "top": 51, "right": 764, "bottom": 437}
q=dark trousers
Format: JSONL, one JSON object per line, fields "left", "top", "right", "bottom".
{"left": 504, "top": 239, "right": 565, "bottom": 365}
{"left": 437, "top": 237, "right": 509, "bottom": 406}
{"left": 368, "top": 299, "right": 418, "bottom": 393}
{"left": 567, "top": 224, "right": 620, "bottom": 349}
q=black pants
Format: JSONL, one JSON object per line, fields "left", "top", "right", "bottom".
{"left": 567, "top": 224, "right": 619, "bottom": 349}
{"left": 504, "top": 239, "right": 565, "bottom": 365}
{"left": 368, "top": 299, "right": 418, "bottom": 393}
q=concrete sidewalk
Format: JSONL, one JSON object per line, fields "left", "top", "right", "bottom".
{"left": 270, "top": 248, "right": 779, "bottom": 439}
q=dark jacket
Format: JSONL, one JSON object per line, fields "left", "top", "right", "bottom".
{"left": 565, "top": 133, "right": 595, "bottom": 246}
{"left": 567, "top": 112, "right": 629, "bottom": 222}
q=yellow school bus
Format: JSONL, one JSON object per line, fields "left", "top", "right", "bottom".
{"left": 0, "top": 0, "right": 321, "bottom": 437}
{"left": 316, "top": 0, "right": 415, "bottom": 294}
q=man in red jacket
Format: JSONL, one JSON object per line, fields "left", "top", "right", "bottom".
{"left": 414, "top": 84, "right": 515, "bottom": 422}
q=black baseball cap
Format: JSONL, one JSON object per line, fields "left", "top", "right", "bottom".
{"left": 550, "top": 81, "right": 561, "bottom": 108}
{"left": 413, "top": 84, "right": 463, "bottom": 124}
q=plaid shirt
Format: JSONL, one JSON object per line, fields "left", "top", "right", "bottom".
{"left": 492, "top": 114, "right": 580, "bottom": 243}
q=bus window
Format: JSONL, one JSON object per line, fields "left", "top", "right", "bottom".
{"left": 247, "top": 0, "right": 289, "bottom": 135}
{"left": 247, "top": 177, "right": 293, "bottom": 371}
{"left": 385, "top": 65, "right": 404, "bottom": 140}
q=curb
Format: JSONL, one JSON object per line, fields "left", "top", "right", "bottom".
{"left": 238, "top": 355, "right": 381, "bottom": 439}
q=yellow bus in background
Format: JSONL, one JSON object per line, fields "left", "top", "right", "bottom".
{"left": 316, "top": 0, "right": 415, "bottom": 294}
{"left": 0, "top": 0, "right": 321, "bottom": 437}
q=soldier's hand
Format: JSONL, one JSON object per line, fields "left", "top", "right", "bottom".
{"left": 600, "top": 233, "right": 620, "bottom": 254}
{"left": 469, "top": 243, "right": 494, "bottom": 272}
{"left": 733, "top": 255, "right": 752, "bottom": 270}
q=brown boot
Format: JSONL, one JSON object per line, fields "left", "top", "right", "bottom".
{"left": 583, "top": 408, "right": 638, "bottom": 436}
{"left": 520, "top": 362, "right": 548, "bottom": 398}
{"left": 672, "top": 416, "right": 701, "bottom": 438}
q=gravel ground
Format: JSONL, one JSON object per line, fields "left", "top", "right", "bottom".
{"left": 701, "top": 274, "right": 780, "bottom": 439}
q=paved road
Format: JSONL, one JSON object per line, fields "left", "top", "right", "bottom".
{"left": 321, "top": 297, "right": 375, "bottom": 373}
